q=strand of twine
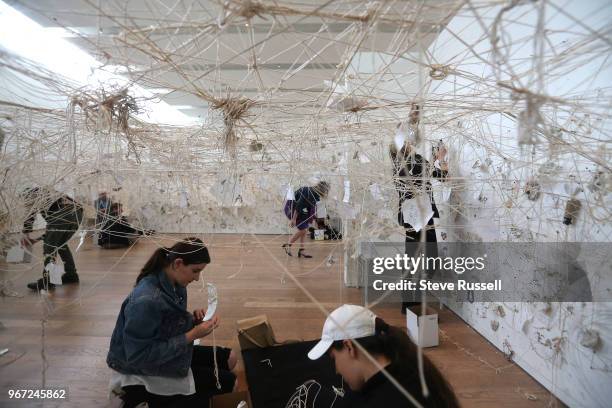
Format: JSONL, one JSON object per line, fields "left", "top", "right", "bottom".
{"left": 212, "top": 324, "right": 221, "bottom": 390}
{"left": 41, "top": 318, "right": 48, "bottom": 388}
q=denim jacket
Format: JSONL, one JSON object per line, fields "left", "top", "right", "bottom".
{"left": 107, "top": 270, "right": 194, "bottom": 377}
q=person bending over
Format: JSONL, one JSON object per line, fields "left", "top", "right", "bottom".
{"left": 99, "top": 203, "right": 152, "bottom": 249}
{"left": 21, "top": 187, "right": 84, "bottom": 291}
{"left": 107, "top": 238, "right": 237, "bottom": 408}
{"left": 308, "top": 304, "right": 459, "bottom": 407}
{"left": 282, "top": 180, "right": 330, "bottom": 258}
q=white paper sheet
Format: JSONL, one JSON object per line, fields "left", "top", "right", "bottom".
{"left": 394, "top": 130, "right": 406, "bottom": 151}
{"left": 369, "top": 183, "right": 384, "bottom": 200}
{"left": 283, "top": 184, "right": 295, "bottom": 201}
{"left": 76, "top": 230, "right": 86, "bottom": 252}
{"left": 431, "top": 179, "right": 451, "bottom": 204}
{"left": 45, "top": 262, "right": 64, "bottom": 285}
{"left": 202, "top": 283, "right": 218, "bottom": 322}
{"left": 179, "top": 191, "right": 189, "bottom": 208}
{"left": 343, "top": 180, "right": 351, "bottom": 203}
{"left": 358, "top": 152, "right": 371, "bottom": 163}
{"left": 401, "top": 194, "right": 434, "bottom": 233}
{"left": 6, "top": 246, "right": 25, "bottom": 263}
{"left": 316, "top": 201, "right": 327, "bottom": 218}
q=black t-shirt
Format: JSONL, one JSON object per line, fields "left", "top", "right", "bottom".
{"left": 392, "top": 153, "right": 447, "bottom": 226}
{"left": 293, "top": 186, "right": 320, "bottom": 220}
{"left": 343, "top": 364, "right": 419, "bottom": 408}
{"left": 23, "top": 194, "right": 82, "bottom": 232}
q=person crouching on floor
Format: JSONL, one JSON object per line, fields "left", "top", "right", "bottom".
{"left": 107, "top": 237, "right": 237, "bottom": 408}
{"left": 98, "top": 202, "right": 153, "bottom": 249}
{"left": 308, "top": 304, "right": 459, "bottom": 408}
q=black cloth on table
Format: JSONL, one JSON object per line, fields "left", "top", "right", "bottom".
{"left": 241, "top": 340, "right": 351, "bottom": 408}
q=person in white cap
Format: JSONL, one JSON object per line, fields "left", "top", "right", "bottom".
{"left": 308, "top": 304, "right": 458, "bottom": 407}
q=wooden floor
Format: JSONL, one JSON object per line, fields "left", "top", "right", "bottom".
{"left": 0, "top": 234, "right": 562, "bottom": 407}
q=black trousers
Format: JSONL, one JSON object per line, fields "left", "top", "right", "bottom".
{"left": 122, "top": 346, "right": 236, "bottom": 408}
{"left": 402, "top": 217, "right": 438, "bottom": 306}
{"left": 42, "top": 208, "right": 83, "bottom": 278}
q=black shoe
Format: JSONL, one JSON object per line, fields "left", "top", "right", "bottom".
{"left": 61, "top": 273, "right": 80, "bottom": 284}
{"left": 297, "top": 249, "right": 312, "bottom": 258}
{"left": 27, "top": 277, "right": 56, "bottom": 291}
{"left": 282, "top": 244, "right": 292, "bottom": 256}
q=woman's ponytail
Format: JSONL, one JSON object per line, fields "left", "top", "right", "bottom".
{"left": 135, "top": 238, "right": 210, "bottom": 285}
{"left": 136, "top": 247, "right": 170, "bottom": 284}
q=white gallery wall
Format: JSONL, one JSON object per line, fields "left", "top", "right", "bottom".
{"left": 427, "top": 2, "right": 612, "bottom": 407}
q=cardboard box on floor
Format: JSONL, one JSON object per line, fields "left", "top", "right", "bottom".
{"left": 210, "top": 391, "right": 252, "bottom": 408}
{"left": 406, "top": 306, "right": 439, "bottom": 348}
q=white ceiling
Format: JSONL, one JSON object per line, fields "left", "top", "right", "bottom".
{"left": 7, "top": 0, "right": 459, "bottom": 118}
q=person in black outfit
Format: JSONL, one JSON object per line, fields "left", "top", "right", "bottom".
{"left": 308, "top": 305, "right": 459, "bottom": 408}
{"left": 390, "top": 104, "right": 449, "bottom": 312}
{"left": 21, "top": 187, "right": 83, "bottom": 291}
{"left": 99, "top": 203, "right": 152, "bottom": 249}
{"left": 282, "top": 181, "right": 330, "bottom": 258}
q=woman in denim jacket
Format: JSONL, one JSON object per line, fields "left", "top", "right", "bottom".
{"left": 107, "top": 237, "right": 237, "bottom": 407}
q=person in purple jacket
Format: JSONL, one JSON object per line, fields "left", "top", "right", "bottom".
{"left": 282, "top": 181, "right": 329, "bottom": 258}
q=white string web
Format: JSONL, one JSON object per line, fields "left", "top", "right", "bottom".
{"left": 0, "top": 0, "right": 611, "bottom": 406}
{"left": 284, "top": 379, "right": 342, "bottom": 408}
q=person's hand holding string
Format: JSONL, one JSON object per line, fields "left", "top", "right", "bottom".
{"left": 193, "top": 308, "right": 207, "bottom": 324}
{"left": 187, "top": 315, "right": 220, "bottom": 342}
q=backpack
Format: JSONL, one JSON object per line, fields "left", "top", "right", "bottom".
{"left": 283, "top": 200, "right": 294, "bottom": 220}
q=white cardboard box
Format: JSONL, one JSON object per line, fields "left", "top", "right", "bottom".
{"left": 406, "top": 307, "right": 439, "bottom": 348}
{"left": 314, "top": 229, "right": 326, "bottom": 240}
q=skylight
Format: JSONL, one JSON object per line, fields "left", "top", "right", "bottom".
{"left": 0, "top": 1, "right": 200, "bottom": 126}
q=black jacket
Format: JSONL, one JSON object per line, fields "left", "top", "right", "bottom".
{"left": 393, "top": 153, "right": 447, "bottom": 226}
{"left": 23, "top": 194, "right": 83, "bottom": 232}
{"left": 293, "top": 186, "right": 320, "bottom": 221}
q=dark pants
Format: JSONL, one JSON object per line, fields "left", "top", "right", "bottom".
{"left": 402, "top": 217, "right": 438, "bottom": 306}
{"left": 405, "top": 216, "right": 438, "bottom": 246}
{"left": 122, "top": 346, "right": 236, "bottom": 408}
{"left": 42, "top": 209, "right": 83, "bottom": 278}
{"left": 98, "top": 217, "right": 141, "bottom": 248}
{"left": 100, "top": 241, "right": 134, "bottom": 249}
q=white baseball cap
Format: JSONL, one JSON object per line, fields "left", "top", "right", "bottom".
{"left": 307, "top": 304, "right": 376, "bottom": 360}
